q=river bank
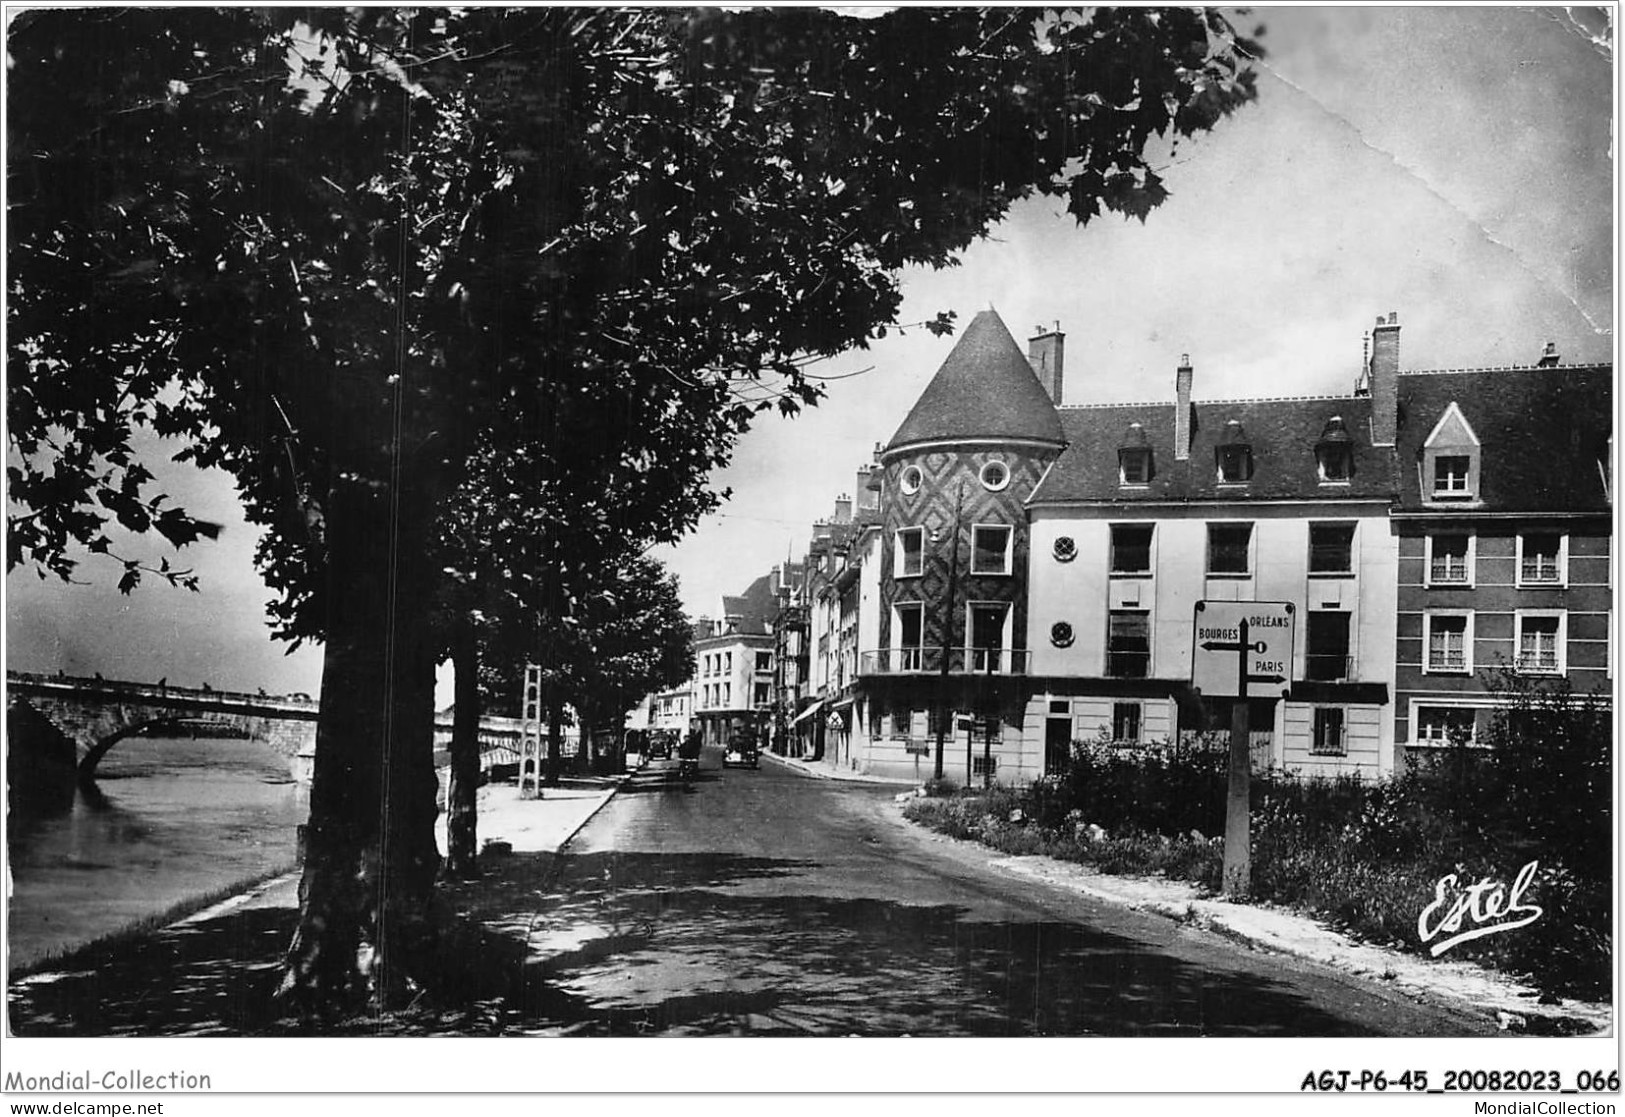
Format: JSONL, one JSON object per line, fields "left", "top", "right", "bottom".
{"left": 7, "top": 770, "right": 634, "bottom": 1034}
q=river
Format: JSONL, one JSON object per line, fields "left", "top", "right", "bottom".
{"left": 6, "top": 734, "right": 307, "bottom": 971}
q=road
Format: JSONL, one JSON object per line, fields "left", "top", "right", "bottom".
{"left": 504, "top": 749, "right": 1490, "bottom": 1037}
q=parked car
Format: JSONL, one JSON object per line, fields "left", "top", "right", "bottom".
{"left": 722, "top": 735, "right": 759, "bottom": 769}
{"left": 647, "top": 732, "right": 673, "bottom": 760}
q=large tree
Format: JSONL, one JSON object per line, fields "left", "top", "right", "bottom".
{"left": 8, "top": 7, "right": 1261, "bottom": 1016}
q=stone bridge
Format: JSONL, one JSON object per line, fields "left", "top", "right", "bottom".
{"left": 7, "top": 671, "right": 322, "bottom": 784}
{"left": 8, "top": 671, "right": 534, "bottom": 787}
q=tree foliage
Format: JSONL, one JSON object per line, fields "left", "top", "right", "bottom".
{"left": 7, "top": 6, "right": 1262, "bottom": 1016}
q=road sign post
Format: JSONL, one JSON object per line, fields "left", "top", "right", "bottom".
{"left": 1191, "top": 601, "right": 1295, "bottom": 899}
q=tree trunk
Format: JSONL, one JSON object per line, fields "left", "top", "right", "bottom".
{"left": 277, "top": 457, "right": 444, "bottom": 1018}
{"left": 545, "top": 703, "right": 563, "bottom": 786}
{"left": 576, "top": 712, "right": 594, "bottom": 776}
{"left": 444, "top": 611, "right": 481, "bottom": 880}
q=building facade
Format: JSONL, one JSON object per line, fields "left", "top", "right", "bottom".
{"left": 658, "top": 309, "right": 1611, "bottom": 785}
{"left": 1387, "top": 333, "right": 1612, "bottom": 758}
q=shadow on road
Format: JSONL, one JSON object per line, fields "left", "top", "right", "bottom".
{"left": 449, "top": 848, "right": 1391, "bottom": 1037}
{"left": 8, "top": 842, "right": 1404, "bottom": 1037}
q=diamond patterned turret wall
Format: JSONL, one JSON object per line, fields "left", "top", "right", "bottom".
{"left": 877, "top": 446, "right": 1057, "bottom": 653}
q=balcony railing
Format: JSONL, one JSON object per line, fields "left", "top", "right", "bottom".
{"left": 1303, "top": 654, "right": 1353, "bottom": 682}
{"left": 860, "top": 647, "right": 1033, "bottom": 675}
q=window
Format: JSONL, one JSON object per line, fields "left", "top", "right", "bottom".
{"left": 1052, "top": 535, "right": 1077, "bottom": 563}
{"left": 1217, "top": 444, "right": 1253, "bottom": 483}
{"left": 1106, "top": 610, "right": 1150, "bottom": 678}
{"left": 723, "top": 682, "right": 731, "bottom": 705}
{"left": 753, "top": 683, "right": 771, "bottom": 706}
{"left": 1110, "top": 524, "right": 1154, "bottom": 574}
{"left": 900, "top": 465, "right": 923, "bottom": 495}
{"left": 969, "top": 603, "right": 1008, "bottom": 671}
{"left": 1306, "top": 611, "right": 1351, "bottom": 681}
{"left": 1518, "top": 532, "right": 1565, "bottom": 586}
{"left": 1315, "top": 415, "right": 1354, "bottom": 482}
{"left": 895, "top": 528, "right": 924, "bottom": 577}
{"left": 1308, "top": 523, "right": 1355, "bottom": 574}
{"left": 1311, "top": 708, "right": 1346, "bottom": 756}
{"left": 756, "top": 652, "right": 772, "bottom": 672}
{"left": 1119, "top": 448, "right": 1152, "bottom": 485}
{"left": 1415, "top": 705, "right": 1476, "bottom": 745}
{"left": 1049, "top": 621, "right": 1075, "bottom": 648}
{"left": 1112, "top": 702, "right": 1142, "bottom": 743}
{"left": 1428, "top": 532, "right": 1472, "bottom": 586}
{"left": 895, "top": 604, "right": 923, "bottom": 671}
{"left": 1433, "top": 455, "right": 1472, "bottom": 495}
{"left": 1424, "top": 612, "right": 1471, "bottom": 674}
{"left": 1515, "top": 611, "right": 1564, "bottom": 675}
{"left": 1207, "top": 523, "right": 1253, "bottom": 575}
{"left": 979, "top": 460, "right": 1010, "bottom": 492}
{"left": 725, "top": 652, "right": 732, "bottom": 672}
{"left": 1317, "top": 443, "right": 1353, "bottom": 481}
{"left": 971, "top": 525, "right": 1012, "bottom": 575}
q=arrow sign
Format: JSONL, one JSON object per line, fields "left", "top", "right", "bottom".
{"left": 1191, "top": 600, "right": 1295, "bottom": 698}
{"left": 1201, "top": 640, "right": 1266, "bottom": 654}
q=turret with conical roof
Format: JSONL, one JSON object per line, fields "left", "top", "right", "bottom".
{"left": 868, "top": 309, "right": 1068, "bottom": 754}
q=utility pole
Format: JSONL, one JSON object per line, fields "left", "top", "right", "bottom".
{"left": 932, "top": 482, "right": 966, "bottom": 781}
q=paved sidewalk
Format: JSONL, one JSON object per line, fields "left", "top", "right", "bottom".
{"left": 172, "top": 771, "right": 633, "bottom": 925}
{"left": 760, "top": 749, "right": 917, "bottom": 785}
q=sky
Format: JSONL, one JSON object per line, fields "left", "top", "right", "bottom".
{"left": 5, "top": 6, "right": 1616, "bottom": 702}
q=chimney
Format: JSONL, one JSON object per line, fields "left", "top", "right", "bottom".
{"left": 1369, "top": 311, "right": 1400, "bottom": 446}
{"left": 1538, "top": 340, "right": 1561, "bottom": 367}
{"left": 833, "top": 493, "right": 852, "bottom": 525}
{"left": 855, "top": 465, "right": 879, "bottom": 511}
{"left": 812, "top": 519, "right": 832, "bottom": 542}
{"left": 1175, "top": 355, "right": 1194, "bottom": 461}
{"left": 1027, "top": 322, "right": 1065, "bottom": 405}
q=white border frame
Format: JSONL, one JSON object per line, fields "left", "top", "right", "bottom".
{"left": 1424, "top": 528, "right": 1475, "bottom": 588}
{"left": 1421, "top": 608, "right": 1474, "bottom": 674}
{"left": 1513, "top": 607, "right": 1568, "bottom": 675}
{"left": 1515, "top": 529, "right": 1569, "bottom": 588}
{"left": 969, "top": 522, "right": 1013, "bottom": 576}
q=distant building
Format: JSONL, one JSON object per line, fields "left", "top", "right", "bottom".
{"left": 691, "top": 578, "right": 777, "bottom": 747}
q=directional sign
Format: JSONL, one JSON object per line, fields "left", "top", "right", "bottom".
{"left": 1191, "top": 600, "right": 1295, "bottom": 698}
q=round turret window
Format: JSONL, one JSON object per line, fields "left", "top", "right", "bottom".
{"left": 1052, "top": 536, "right": 1077, "bottom": 563}
{"left": 980, "top": 460, "right": 1010, "bottom": 492}
{"left": 900, "top": 465, "right": 923, "bottom": 495}
{"left": 1050, "top": 621, "right": 1075, "bottom": 648}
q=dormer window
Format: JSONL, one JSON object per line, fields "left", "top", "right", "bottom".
{"left": 1316, "top": 416, "right": 1354, "bottom": 482}
{"left": 1434, "top": 456, "right": 1471, "bottom": 495}
{"left": 1118, "top": 422, "right": 1153, "bottom": 485}
{"left": 1422, "top": 401, "right": 1481, "bottom": 502}
{"left": 1216, "top": 421, "right": 1252, "bottom": 484}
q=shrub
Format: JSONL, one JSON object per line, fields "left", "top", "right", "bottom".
{"left": 904, "top": 676, "right": 1611, "bottom": 997}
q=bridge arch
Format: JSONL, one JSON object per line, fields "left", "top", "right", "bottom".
{"left": 76, "top": 714, "right": 247, "bottom": 782}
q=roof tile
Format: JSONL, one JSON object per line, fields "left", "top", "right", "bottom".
{"left": 888, "top": 309, "right": 1065, "bottom": 450}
